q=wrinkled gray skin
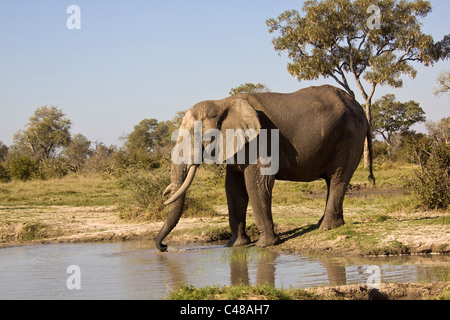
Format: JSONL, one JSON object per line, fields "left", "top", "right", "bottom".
{"left": 156, "top": 85, "right": 374, "bottom": 252}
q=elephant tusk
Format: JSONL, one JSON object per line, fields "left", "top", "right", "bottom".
{"left": 162, "top": 184, "right": 172, "bottom": 196}
{"left": 164, "top": 165, "right": 198, "bottom": 206}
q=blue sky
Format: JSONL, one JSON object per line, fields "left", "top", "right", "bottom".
{"left": 1, "top": 0, "right": 449, "bottom": 147}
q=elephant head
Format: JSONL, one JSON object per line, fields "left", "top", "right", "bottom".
{"left": 155, "top": 97, "right": 261, "bottom": 252}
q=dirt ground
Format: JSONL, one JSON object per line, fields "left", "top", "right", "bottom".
{"left": 0, "top": 205, "right": 218, "bottom": 246}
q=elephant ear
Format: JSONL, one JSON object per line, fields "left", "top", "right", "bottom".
{"left": 220, "top": 99, "right": 261, "bottom": 161}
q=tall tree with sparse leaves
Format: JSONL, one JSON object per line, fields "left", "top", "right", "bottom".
{"left": 267, "top": 0, "right": 448, "bottom": 168}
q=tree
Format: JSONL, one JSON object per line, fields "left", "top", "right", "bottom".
{"left": 65, "top": 133, "right": 92, "bottom": 172}
{"left": 371, "top": 94, "right": 425, "bottom": 145}
{"left": 267, "top": 0, "right": 448, "bottom": 168}
{"left": 125, "top": 119, "right": 172, "bottom": 164}
{"left": 426, "top": 116, "right": 449, "bottom": 145}
{"left": 434, "top": 70, "right": 450, "bottom": 96}
{"left": 15, "top": 106, "right": 71, "bottom": 159}
{"left": 229, "top": 83, "right": 271, "bottom": 95}
{"left": 0, "top": 141, "right": 8, "bottom": 162}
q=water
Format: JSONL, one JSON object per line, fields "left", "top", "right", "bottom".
{"left": 0, "top": 241, "right": 448, "bottom": 299}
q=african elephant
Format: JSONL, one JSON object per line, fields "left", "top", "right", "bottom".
{"left": 155, "top": 85, "right": 374, "bottom": 252}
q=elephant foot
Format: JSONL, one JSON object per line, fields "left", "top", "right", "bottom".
{"left": 318, "top": 216, "right": 345, "bottom": 230}
{"left": 255, "top": 234, "right": 281, "bottom": 248}
{"left": 227, "top": 234, "right": 251, "bottom": 247}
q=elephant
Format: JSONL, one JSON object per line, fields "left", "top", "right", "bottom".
{"left": 155, "top": 85, "right": 374, "bottom": 252}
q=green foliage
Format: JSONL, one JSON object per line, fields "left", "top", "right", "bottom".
{"left": 405, "top": 122, "right": 450, "bottom": 209}
{"left": 371, "top": 94, "right": 425, "bottom": 145}
{"left": 434, "top": 70, "right": 450, "bottom": 96}
{"left": 19, "top": 222, "right": 46, "bottom": 241}
{"left": 123, "top": 116, "right": 181, "bottom": 169}
{"left": 38, "top": 158, "right": 70, "bottom": 179}
{"left": 84, "top": 143, "right": 118, "bottom": 177}
{"left": 229, "top": 83, "right": 271, "bottom": 95}
{"left": 426, "top": 117, "right": 450, "bottom": 144}
{"left": 372, "top": 140, "right": 389, "bottom": 161}
{"left": 267, "top": 0, "right": 443, "bottom": 95}
{"left": 0, "top": 141, "right": 8, "bottom": 162}
{"left": 118, "top": 163, "right": 218, "bottom": 221}
{"left": 8, "top": 155, "right": 39, "bottom": 181}
{"left": 119, "top": 165, "right": 171, "bottom": 219}
{"left": 14, "top": 106, "right": 71, "bottom": 159}
{"left": 64, "top": 133, "right": 92, "bottom": 172}
{"left": 0, "top": 164, "right": 10, "bottom": 183}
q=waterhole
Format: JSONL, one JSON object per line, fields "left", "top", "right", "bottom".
{"left": 0, "top": 241, "right": 448, "bottom": 299}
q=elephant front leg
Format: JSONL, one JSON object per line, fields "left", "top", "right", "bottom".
{"left": 226, "top": 168, "right": 251, "bottom": 247}
{"left": 244, "top": 166, "right": 280, "bottom": 247}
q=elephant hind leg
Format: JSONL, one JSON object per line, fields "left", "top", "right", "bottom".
{"left": 319, "top": 132, "right": 363, "bottom": 230}
{"left": 317, "top": 177, "right": 331, "bottom": 227}
{"left": 318, "top": 173, "right": 347, "bottom": 230}
{"left": 226, "top": 168, "right": 251, "bottom": 247}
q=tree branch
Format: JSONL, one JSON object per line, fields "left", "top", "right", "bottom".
{"left": 329, "top": 73, "right": 355, "bottom": 97}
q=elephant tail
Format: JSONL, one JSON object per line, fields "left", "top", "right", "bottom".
{"left": 367, "top": 126, "right": 376, "bottom": 187}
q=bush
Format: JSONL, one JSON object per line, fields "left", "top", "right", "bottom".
{"left": 8, "top": 155, "right": 39, "bottom": 181}
{"left": 39, "top": 158, "right": 69, "bottom": 179}
{"left": 0, "top": 164, "right": 10, "bottom": 183}
{"left": 372, "top": 140, "right": 389, "bottom": 163}
{"left": 118, "top": 165, "right": 171, "bottom": 220}
{"left": 406, "top": 137, "right": 449, "bottom": 210}
{"left": 119, "top": 164, "right": 217, "bottom": 221}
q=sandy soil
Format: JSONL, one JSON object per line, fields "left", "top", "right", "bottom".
{"left": 0, "top": 205, "right": 227, "bottom": 247}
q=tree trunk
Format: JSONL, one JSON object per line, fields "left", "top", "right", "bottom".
{"left": 364, "top": 99, "right": 372, "bottom": 168}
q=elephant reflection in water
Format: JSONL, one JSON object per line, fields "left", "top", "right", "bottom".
{"left": 229, "top": 248, "right": 347, "bottom": 287}
{"left": 229, "top": 248, "right": 277, "bottom": 286}
{"left": 156, "top": 248, "right": 348, "bottom": 290}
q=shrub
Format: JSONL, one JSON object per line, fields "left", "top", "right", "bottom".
{"left": 406, "top": 136, "right": 449, "bottom": 210}
{"left": 119, "top": 164, "right": 216, "bottom": 221}
{"left": 121, "top": 166, "right": 170, "bottom": 213}
{"left": 0, "top": 164, "right": 10, "bottom": 182}
{"left": 39, "top": 158, "right": 70, "bottom": 179}
{"left": 8, "top": 155, "right": 39, "bottom": 181}
{"left": 118, "top": 165, "right": 172, "bottom": 220}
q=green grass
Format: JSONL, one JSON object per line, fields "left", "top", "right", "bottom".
{"left": 0, "top": 163, "right": 415, "bottom": 208}
{"left": 168, "top": 283, "right": 320, "bottom": 300}
{"left": 0, "top": 174, "right": 131, "bottom": 207}
{"left": 430, "top": 286, "right": 450, "bottom": 300}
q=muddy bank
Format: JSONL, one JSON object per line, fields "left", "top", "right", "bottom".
{"left": 305, "top": 281, "right": 450, "bottom": 300}
{"left": 0, "top": 205, "right": 449, "bottom": 257}
{"left": 175, "top": 281, "right": 450, "bottom": 300}
{"left": 0, "top": 205, "right": 226, "bottom": 247}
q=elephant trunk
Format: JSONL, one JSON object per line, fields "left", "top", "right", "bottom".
{"left": 155, "top": 163, "right": 197, "bottom": 252}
